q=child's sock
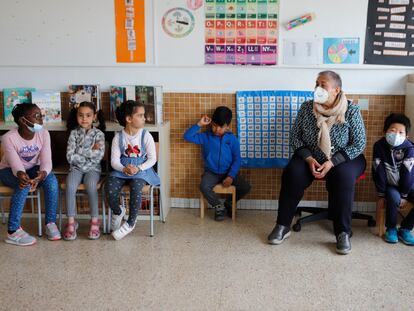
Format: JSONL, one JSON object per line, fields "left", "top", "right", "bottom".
{"left": 8, "top": 230, "right": 16, "bottom": 235}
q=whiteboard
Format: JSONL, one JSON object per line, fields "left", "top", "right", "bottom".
{"left": 0, "top": 0, "right": 154, "bottom": 66}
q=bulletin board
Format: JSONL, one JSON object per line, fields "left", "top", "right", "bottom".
{"left": 236, "top": 90, "right": 313, "bottom": 168}
{"left": 364, "top": 0, "right": 414, "bottom": 66}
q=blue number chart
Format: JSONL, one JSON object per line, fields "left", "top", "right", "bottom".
{"left": 236, "top": 90, "right": 313, "bottom": 168}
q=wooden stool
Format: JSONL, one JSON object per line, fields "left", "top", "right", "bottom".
{"left": 376, "top": 199, "right": 413, "bottom": 237}
{"left": 200, "top": 184, "right": 236, "bottom": 220}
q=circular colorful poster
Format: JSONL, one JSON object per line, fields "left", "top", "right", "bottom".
{"left": 186, "top": 0, "right": 203, "bottom": 10}
{"left": 327, "top": 43, "right": 348, "bottom": 64}
{"left": 162, "top": 7, "right": 195, "bottom": 38}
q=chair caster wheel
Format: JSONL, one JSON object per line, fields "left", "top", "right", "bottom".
{"left": 292, "top": 223, "right": 301, "bottom": 232}
{"left": 368, "top": 219, "right": 376, "bottom": 227}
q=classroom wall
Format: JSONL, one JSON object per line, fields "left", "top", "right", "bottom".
{"left": 0, "top": 0, "right": 413, "bottom": 94}
{"left": 0, "top": 0, "right": 411, "bottom": 209}
{"left": 164, "top": 92, "right": 404, "bottom": 207}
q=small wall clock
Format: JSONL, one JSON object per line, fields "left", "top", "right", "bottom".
{"left": 162, "top": 7, "right": 195, "bottom": 38}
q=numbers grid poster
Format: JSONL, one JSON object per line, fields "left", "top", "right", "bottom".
{"left": 204, "top": 0, "right": 279, "bottom": 65}
{"left": 236, "top": 90, "right": 313, "bottom": 168}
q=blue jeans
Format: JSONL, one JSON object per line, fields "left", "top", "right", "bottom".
{"left": 385, "top": 186, "right": 414, "bottom": 230}
{"left": 0, "top": 166, "right": 59, "bottom": 231}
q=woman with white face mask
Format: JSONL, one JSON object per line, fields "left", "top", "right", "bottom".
{"left": 267, "top": 71, "right": 367, "bottom": 255}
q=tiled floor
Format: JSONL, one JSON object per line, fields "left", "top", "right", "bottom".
{"left": 0, "top": 208, "right": 413, "bottom": 311}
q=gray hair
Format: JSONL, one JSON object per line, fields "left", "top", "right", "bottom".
{"left": 318, "top": 71, "right": 342, "bottom": 89}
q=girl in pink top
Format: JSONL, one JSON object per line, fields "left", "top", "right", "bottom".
{"left": 0, "top": 103, "right": 61, "bottom": 246}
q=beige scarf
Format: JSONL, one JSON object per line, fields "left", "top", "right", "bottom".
{"left": 313, "top": 92, "right": 348, "bottom": 159}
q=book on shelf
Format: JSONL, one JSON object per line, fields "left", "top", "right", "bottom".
{"left": 154, "top": 86, "right": 163, "bottom": 125}
{"left": 31, "top": 90, "right": 62, "bottom": 123}
{"left": 68, "top": 85, "right": 100, "bottom": 111}
{"left": 109, "top": 85, "right": 136, "bottom": 122}
{"left": 110, "top": 85, "right": 163, "bottom": 125}
{"left": 3, "top": 88, "right": 36, "bottom": 122}
{"left": 136, "top": 86, "right": 156, "bottom": 125}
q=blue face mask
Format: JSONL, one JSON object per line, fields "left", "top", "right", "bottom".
{"left": 23, "top": 117, "right": 43, "bottom": 133}
{"left": 386, "top": 132, "right": 405, "bottom": 147}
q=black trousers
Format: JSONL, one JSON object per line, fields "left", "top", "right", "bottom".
{"left": 276, "top": 154, "right": 366, "bottom": 236}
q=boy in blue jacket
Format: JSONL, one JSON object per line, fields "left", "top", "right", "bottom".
{"left": 184, "top": 106, "right": 251, "bottom": 221}
{"left": 372, "top": 113, "right": 414, "bottom": 245}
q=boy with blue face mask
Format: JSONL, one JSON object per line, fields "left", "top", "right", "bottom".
{"left": 372, "top": 113, "right": 414, "bottom": 245}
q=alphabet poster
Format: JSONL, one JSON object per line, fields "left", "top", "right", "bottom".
{"left": 236, "top": 90, "right": 313, "bottom": 168}
{"left": 204, "top": 0, "right": 279, "bottom": 65}
{"left": 364, "top": 0, "right": 414, "bottom": 66}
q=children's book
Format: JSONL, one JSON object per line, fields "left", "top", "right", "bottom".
{"left": 109, "top": 85, "right": 163, "bottom": 124}
{"left": 31, "top": 90, "right": 62, "bottom": 123}
{"left": 136, "top": 86, "right": 156, "bottom": 125}
{"left": 109, "top": 85, "right": 136, "bottom": 122}
{"left": 68, "top": 85, "right": 100, "bottom": 111}
{"left": 154, "top": 86, "right": 163, "bottom": 125}
{"left": 3, "top": 88, "right": 36, "bottom": 122}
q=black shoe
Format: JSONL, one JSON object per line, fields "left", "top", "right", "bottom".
{"left": 336, "top": 232, "right": 351, "bottom": 255}
{"left": 267, "top": 224, "right": 291, "bottom": 245}
{"left": 214, "top": 204, "right": 226, "bottom": 221}
{"left": 224, "top": 201, "right": 232, "bottom": 217}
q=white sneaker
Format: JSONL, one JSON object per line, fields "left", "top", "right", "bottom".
{"left": 112, "top": 222, "right": 135, "bottom": 241}
{"left": 45, "top": 222, "right": 62, "bottom": 241}
{"left": 5, "top": 228, "right": 37, "bottom": 246}
{"left": 111, "top": 205, "right": 126, "bottom": 232}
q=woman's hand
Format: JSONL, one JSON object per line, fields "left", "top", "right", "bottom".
{"left": 197, "top": 115, "right": 211, "bottom": 127}
{"left": 315, "top": 160, "right": 334, "bottom": 179}
{"left": 16, "top": 171, "right": 31, "bottom": 189}
{"left": 222, "top": 176, "right": 233, "bottom": 187}
{"left": 305, "top": 157, "right": 322, "bottom": 178}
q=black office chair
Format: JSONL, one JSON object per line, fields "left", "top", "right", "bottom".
{"left": 292, "top": 173, "right": 376, "bottom": 232}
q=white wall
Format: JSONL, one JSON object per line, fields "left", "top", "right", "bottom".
{"left": 0, "top": 0, "right": 413, "bottom": 94}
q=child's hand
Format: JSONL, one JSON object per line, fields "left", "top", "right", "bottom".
{"left": 32, "top": 171, "right": 47, "bottom": 184}
{"left": 92, "top": 142, "right": 102, "bottom": 150}
{"left": 128, "top": 165, "right": 140, "bottom": 175}
{"left": 222, "top": 176, "right": 233, "bottom": 187}
{"left": 29, "top": 181, "right": 39, "bottom": 192}
{"left": 400, "top": 198, "right": 408, "bottom": 208}
{"left": 197, "top": 115, "right": 211, "bottom": 127}
{"left": 123, "top": 165, "right": 140, "bottom": 176}
{"left": 123, "top": 166, "right": 134, "bottom": 176}
{"left": 17, "top": 171, "right": 31, "bottom": 189}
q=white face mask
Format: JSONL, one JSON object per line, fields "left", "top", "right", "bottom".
{"left": 23, "top": 117, "right": 43, "bottom": 133}
{"left": 386, "top": 132, "right": 406, "bottom": 147}
{"left": 313, "top": 86, "right": 329, "bottom": 104}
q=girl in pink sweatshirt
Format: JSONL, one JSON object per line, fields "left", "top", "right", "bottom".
{"left": 0, "top": 103, "right": 61, "bottom": 246}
